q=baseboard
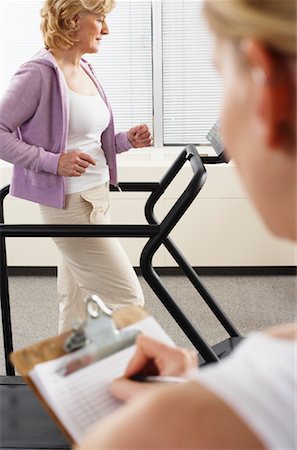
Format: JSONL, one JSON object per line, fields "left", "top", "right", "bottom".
{"left": 7, "top": 266, "right": 58, "bottom": 276}
{"left": 7, "top": 266, "right": 297, "bottom": 277}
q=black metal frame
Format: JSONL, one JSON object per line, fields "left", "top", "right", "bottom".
{"left": 0, "top": 145, "right": 241, "bottom": 376}
{"left": 139, "top": 146, "right": 241, "bottom": 364}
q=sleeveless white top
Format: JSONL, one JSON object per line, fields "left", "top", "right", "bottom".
{"left": 66, "top": 88, "right": 110, "bottom": 195}
{"left": 188, "top": 333, "right": 296, "bottom": 450}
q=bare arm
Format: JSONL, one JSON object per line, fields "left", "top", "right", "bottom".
{"left": 76, "top": 325, "right": 296, "bottom": 449}
{"left": 264, "top": 323, "right": 296, "bottom": 340}
{"left": 75, "top": 334, "right": 265, "bottom": 449}
{"left": 76, "top": 381, "right": 265, "bottom": 449}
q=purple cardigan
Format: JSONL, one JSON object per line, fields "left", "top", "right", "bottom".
{"left": 0, "top": 48, "right": 132, "bottom": 208}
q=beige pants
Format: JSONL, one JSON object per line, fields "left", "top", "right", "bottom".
{"left": 39, "top": 183, "right": 144, "bottom": 333}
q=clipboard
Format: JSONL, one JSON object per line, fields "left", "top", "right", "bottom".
{"left": 10, "top": 296, "right": 149, "bottom": 444}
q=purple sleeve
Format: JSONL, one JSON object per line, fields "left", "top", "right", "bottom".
{"left": 0, "top": 63, "right": 60, "bottom": 174}
{"left": 115, "top": 131, "right": 133, "bottom": 153}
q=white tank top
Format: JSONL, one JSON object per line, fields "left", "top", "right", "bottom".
{"left": 188, "top": 333, "right": 296, "bottom": 450}
{"left": 66, "top": 88, "right": 111, "bottom": 195}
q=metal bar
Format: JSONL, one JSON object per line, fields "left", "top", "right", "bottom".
{"left": 201, "top": 156, "right": 228, "bottom": 164}
{"left": 0, "top": 236, "right": 14, "bottom": 375}
{"left": 143, "top": 147, "right": 240, "bottom": 339}
{"left": 140, "top": 251, "right": 219, "bottom": 363}
{"left": 140, "top": 146, "right": 220, "bottom": 363}
{"left": 163, "top": 237, "right": 241, "bottom": 337}
{"left": 0, "top": 185, "right": 14, "bottom": 375}
{"left": 110, "top": 182, "right": 159, "bottom": 192}
{"left": 0, "top": 224, "right": 159, "bottom": 238}
{"left": 140, "top": 146, "right": 241, "bottom": 362}
{"left": 0, "top": 185, "right": 10, "bottom": 222}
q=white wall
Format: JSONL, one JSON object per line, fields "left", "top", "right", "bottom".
{"left": 1, "top": 149, "right": 296, "bottom": 267}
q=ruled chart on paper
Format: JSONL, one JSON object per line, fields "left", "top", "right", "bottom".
{"left": 29, "top": 316, "right": 175, "bottom": 443}
{"left": 35, "top": 346, "right": 135, "bottom": 442}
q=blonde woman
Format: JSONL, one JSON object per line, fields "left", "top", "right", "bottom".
{"left": 76, "top": 1, "right": 296, "bottom": 449}
{"left": 0, "top": 0, "right": 151, "bottom": 332}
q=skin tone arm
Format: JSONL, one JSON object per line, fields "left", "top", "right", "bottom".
{"left": 76, "top": 381, "right": 265, "bottom": 450}
{"left": 76, "top": 325, "right": 297, "bottom": 450}
{"left": 76, "top": 325, "right": 296, "bottom": 449}
{"left": 76, "top": 334, "right": 265, "bottom": 450}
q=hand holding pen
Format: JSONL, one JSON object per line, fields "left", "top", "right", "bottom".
{"left": 110, "top": 334, "right": 198, "bottom": 402}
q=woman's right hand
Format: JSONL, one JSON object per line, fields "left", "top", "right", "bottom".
{"left": 111, "top": 335, "right": 198, "bottom": 402}
{"left": 125, "top": 335, "right": 198, "bottom": 378}
{"left": 58, "top": 150, "right": 96, "bottom": 177}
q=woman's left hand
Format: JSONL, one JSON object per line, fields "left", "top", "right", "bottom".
{"left": 128, "top": 124, "right": 152, "bottom": 148}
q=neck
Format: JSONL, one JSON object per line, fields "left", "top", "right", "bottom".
{"left": 49, "top": 46, "right": 84, "bottom": 70}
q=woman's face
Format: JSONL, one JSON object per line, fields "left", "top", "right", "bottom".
{"left": 75, "top": 12, "right": 109, "bottom": 54}
{"left": 213, "top": 36, "right": 296, "bottom": 239}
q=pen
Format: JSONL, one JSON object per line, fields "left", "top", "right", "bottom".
{"left": 130, "top": 374, "right": 186, "bottom": 384}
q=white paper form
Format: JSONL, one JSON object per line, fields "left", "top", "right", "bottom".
{"left": 29, "top": 316, "right": 175, "bottom": 443}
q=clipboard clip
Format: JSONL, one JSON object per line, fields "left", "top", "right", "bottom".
{"left": 62, "top": 295, "right": 140, "bottom": 375}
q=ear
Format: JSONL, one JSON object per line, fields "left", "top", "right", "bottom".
{"left": 71, "top": 14, "right": 80, "bottom": 30}
{"left": 241, "top": 39, "right": 296, "bottom": 150}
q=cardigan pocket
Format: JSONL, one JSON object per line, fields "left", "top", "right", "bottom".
{"left": 25, "top": 169, "right": 57, "bottom": 188}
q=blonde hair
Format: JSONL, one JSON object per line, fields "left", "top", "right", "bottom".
{"left": 203, "top": 0, "right": 296, "bottom": 57}
{"left": 40, "top": 0, "right": 115, "bottom": 50}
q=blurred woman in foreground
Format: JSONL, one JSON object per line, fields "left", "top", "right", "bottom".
{"left": 77, "top": 1, "right": 296, "bottom": 448}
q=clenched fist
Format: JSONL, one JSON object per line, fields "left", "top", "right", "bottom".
{"left": 128, "top": 124, "right": 152, "bottom": 148}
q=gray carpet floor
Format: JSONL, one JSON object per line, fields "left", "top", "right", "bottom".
{"left": 1, "top": 274, "right": 296, "bottom": 374}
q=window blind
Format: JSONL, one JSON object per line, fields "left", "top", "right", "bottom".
{"left": 162, "top": 0, "right": 222, "bottom": 145}
{"left": 1, "top": 0, "right": 44, "bottom": 95}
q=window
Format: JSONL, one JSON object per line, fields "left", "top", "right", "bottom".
{"left": 0, "top": 0, "right": 221, "bottom": 148}
{"left": 0, "top": 1, "right": 45, "bottom": 92}
{"left": 162, "top": 0, "right": 222, "bottom": 145}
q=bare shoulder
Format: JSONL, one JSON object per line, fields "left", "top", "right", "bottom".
{"left": 263, "top": 323, "right": 297, "bottom": 340}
